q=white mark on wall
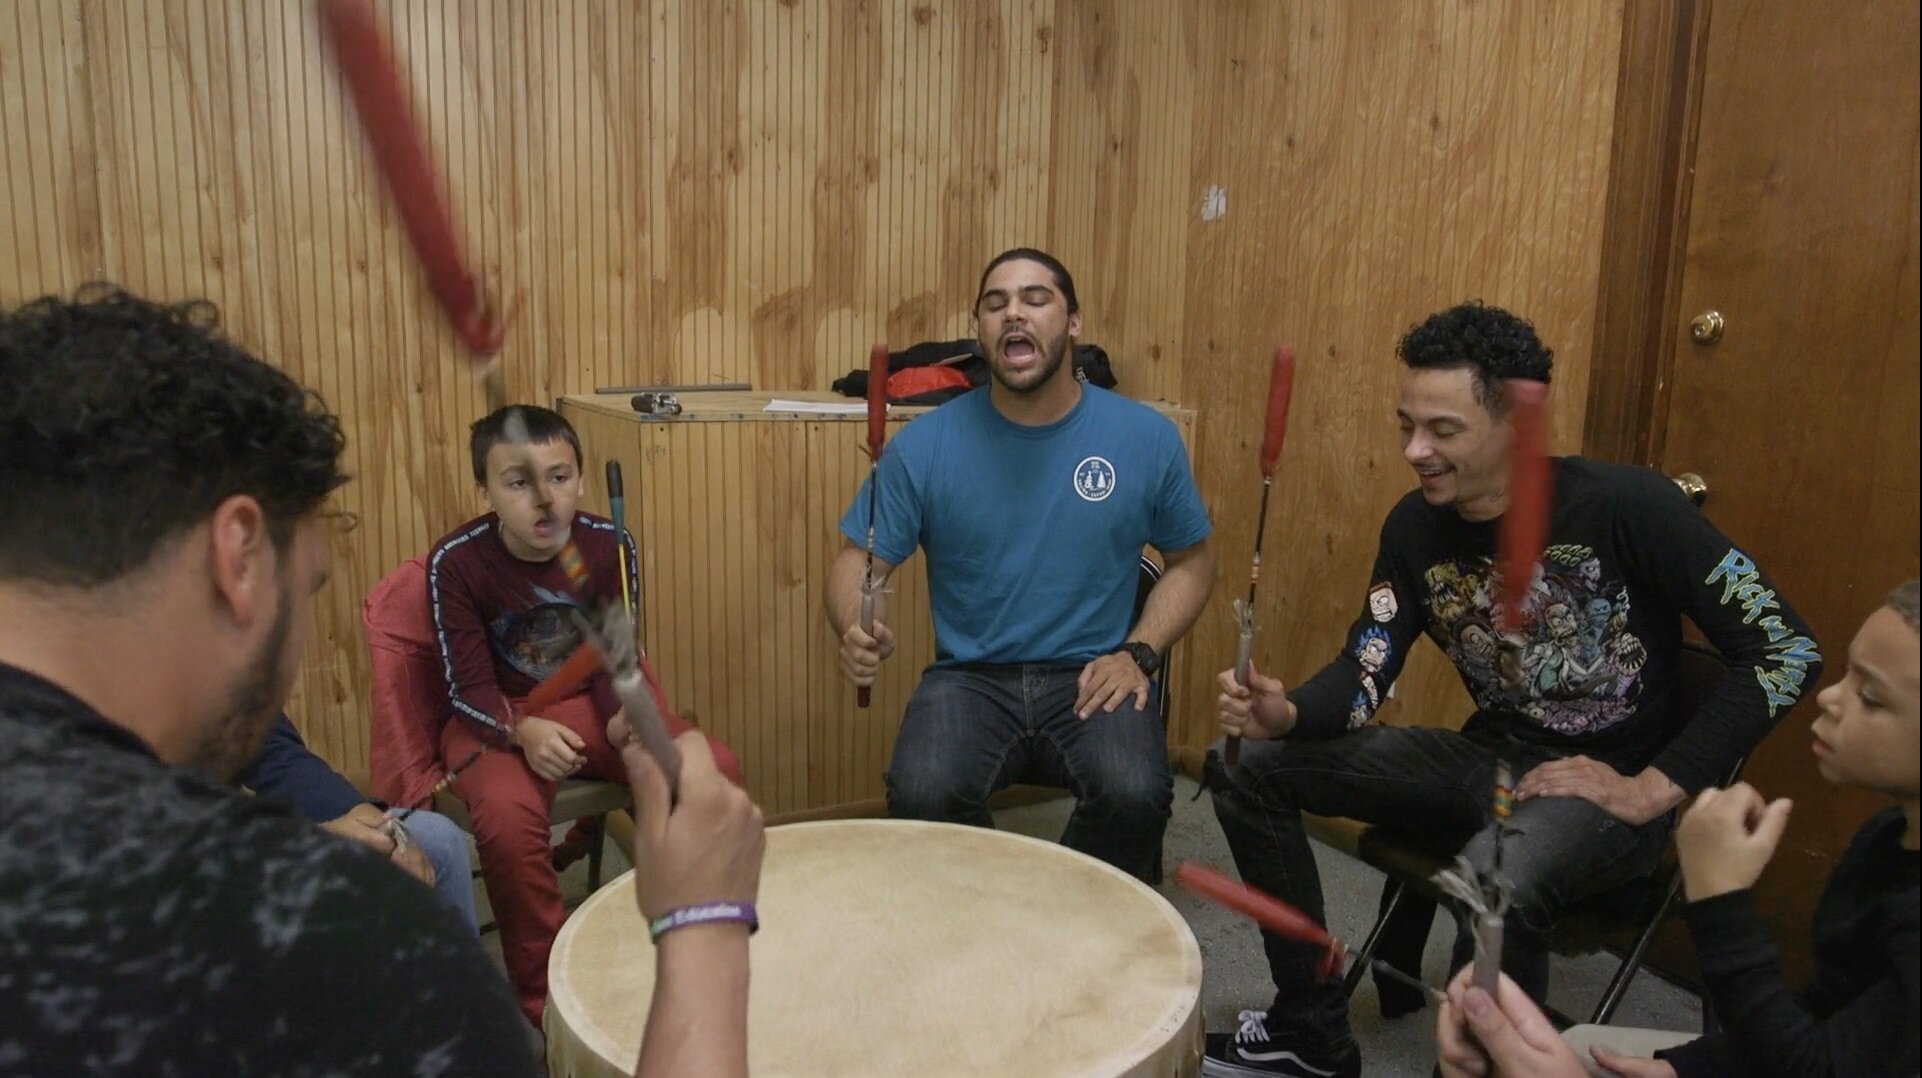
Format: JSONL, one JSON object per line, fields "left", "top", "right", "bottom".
{"left": 1200, "top": 185, "right": 1227, "bottom": 222}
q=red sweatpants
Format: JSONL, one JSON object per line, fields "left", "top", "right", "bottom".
{"left": 441, "top": 694, "right": 742, "bottom": 1025}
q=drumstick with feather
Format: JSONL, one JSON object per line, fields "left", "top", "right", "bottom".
{"left": 572, "top": 605, "right": 683, "bottom": 797}
{"left": 317, "top": 0, "right": 510, "bottom": 407}
{"left": 513, "top": 555, "right": 683, "bottom": 796}
{"left": 536, "top": 468, "right": 682, "bottom": 791}
{"left": 1175, "top": 861, "right": 1444, "bottom": 1003}
{"left": 315, "top": 0, "right": 568, "bottom": 796}
{"left": 1446, "top": 380, "right": 1544, "bottom": 992}
{"left": 856, "top": 342, "right": 890, "bottom": 709}
{"left": 1226, "top": 346, "right": 1297, "bottom": 767}
{"left": 1434, "top": 764, "right": 1516, "bottom": 997}
{"left": 515, "top": 526, "right": 604, "bottom": 713}
{"left": 514, "top": 497, "right": 624, "bottom": 717}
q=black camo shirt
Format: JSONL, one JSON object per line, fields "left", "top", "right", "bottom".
{"left": 0, "top": 662, "right": 537, "bottom": 1077}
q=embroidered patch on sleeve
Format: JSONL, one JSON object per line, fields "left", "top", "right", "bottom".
{"left": 1368, "top": 581, "right": 1398, "bottom": 623}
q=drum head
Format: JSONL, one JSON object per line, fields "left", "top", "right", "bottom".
{"left": 547, "top": 819, "right": 1203, "bottom": 1077}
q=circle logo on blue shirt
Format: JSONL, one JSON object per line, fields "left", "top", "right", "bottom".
{"left": 1073, "top": 456, "right": 1117, "bottom": 502}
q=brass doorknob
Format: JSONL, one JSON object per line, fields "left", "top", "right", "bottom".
{"left": 1689, "top": 310, "right": 1725, "bottom": 345}
{"left": 1672, "top": 472, "right": 1708, "bottom": 506}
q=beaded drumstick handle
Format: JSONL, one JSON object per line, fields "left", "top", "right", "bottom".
{"left": 1434, "top": 763, "right": 1516, "bottom": 995}
{"left": 391, "top": 745, "right": 486, "bottom": 822}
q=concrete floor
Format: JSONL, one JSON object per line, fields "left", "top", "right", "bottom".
{"left": 486, "top": 775, "right": 1703, "bottom": 1076}
{"left": 994, "top": 776, "right": 1702, "bottom": 1076}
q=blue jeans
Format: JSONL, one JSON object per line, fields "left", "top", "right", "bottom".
{"left": 885, "top": 663, "right": 1173, "bottom": 882}
{"left": 1206, "top": 722, "right": 1672, "bottom": 1049}
{"left": 391, "top": 808, "right": 479, "bottom": 936}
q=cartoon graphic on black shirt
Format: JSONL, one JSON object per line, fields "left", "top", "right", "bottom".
{"left": 1284, "top": 458, "right": 1819, "bottom": 798}
{"left": 1348, "top": 625, "right": 1394, "bottom": 727}
{"left": 487, "top": 585, "right": 587, "bottom": 681}
{"left": 1424, "top": 546, "right": 1646, "bottom": 736}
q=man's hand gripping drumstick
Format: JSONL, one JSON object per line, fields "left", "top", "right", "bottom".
{"left": 1224, "top": 345, "right": 1297, "bottom": 768}
{"left": 627, "top": 728, "right": 765, "bottom": 1078}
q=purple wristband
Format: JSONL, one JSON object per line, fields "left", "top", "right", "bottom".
{"left": 648, "top": 901, "right": 759, "bottom": 941}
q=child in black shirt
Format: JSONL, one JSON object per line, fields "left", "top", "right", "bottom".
{"left": 1438, "top": 580, "right": 1921, "bottom": 1078}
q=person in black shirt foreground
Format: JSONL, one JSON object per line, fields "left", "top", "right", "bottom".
{"left": 1201, "top": 303, "right": 1821, "bottom": 1078}
{"left": 0, "top": 287, "right": 762, "bottom": 1077}
{"left": 1438, "top": 580, "right": 1920, "bottom": 1078}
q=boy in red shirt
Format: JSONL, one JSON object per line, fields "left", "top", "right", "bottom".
{"left": 428, "top": 405, "right": 743, "bottom": 1024}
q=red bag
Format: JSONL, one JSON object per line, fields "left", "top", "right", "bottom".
{"left": 886, "top": 365, "right": 973, "bottom": 401}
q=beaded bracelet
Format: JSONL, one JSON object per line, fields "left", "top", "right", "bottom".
{"left": 648, "top": 901, "right": 760, "bottom": 942}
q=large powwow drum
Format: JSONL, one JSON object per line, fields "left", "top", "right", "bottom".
{"left": 546, "top": 819, "right": 1203, "bottom": 1077}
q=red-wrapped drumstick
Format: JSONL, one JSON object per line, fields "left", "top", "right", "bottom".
{"left": 1496, "top": 380, "right": 1552, "bottom": 633}
{"left": 1174, "top": 861, "right": 1444, "bottom": 1002}
{"left": 317, "top": 0, "right": 508, "bottom": 397}
{"left": 1226, "top": 346, "right": 1297, "bottom": 767}
{"left": 857, "top": 342, "right": 889, "bottom": 709}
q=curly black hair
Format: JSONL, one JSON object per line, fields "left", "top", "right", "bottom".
{"left": 0, "top": 284, "right": 349, "bottom": 586}
{"left": 1396, "top": 301, "right": 1553, "bottom": 413}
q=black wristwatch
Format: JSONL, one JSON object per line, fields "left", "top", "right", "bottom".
{"left": 1117, "top": 641, "right": 1162, "bottom": 676}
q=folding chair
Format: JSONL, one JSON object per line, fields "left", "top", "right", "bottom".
{"left": 1134, "top": 554, "right": 1173, "bottom": 883}
{"left": 1335, "top": 640, "right": 1735, "bottom": 1025}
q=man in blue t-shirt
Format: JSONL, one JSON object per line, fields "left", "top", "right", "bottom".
{"left": 827, "top": 248, "right": 1215, "bottom": 882}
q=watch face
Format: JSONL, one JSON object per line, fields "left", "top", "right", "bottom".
{"left": 1125, "top": 642, "right": 1159, "bottom": 674}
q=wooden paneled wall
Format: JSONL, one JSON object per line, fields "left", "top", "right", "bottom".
{"left": 561, "top": 401, "right": 951, "bottom": 817}
{"left": 1, "top": 1, "right": 1624, "bottom": 789}
{"left": 1170, "top": 3, "right": 1625, "bottom": 752}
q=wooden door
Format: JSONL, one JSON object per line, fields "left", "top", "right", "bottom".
{"left": 1653, "top": 0, "right": 1919, "bottom": 979}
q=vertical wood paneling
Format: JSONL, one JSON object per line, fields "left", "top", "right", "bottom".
{"left": 576, "top": 399, "right": 942, "bottom": 817}
{"left": 2, "top": 1, "right": 1623, "bottom": 789}
{"left": 1171, "top": 2, "right": 1624, "bottom": 749}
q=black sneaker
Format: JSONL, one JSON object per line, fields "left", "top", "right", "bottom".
{"left": 1201, "top": 1010, "right": 1362, "bottom": 1077}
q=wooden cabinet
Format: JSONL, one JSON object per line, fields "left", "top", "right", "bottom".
{"left": 560, "top": 391, "right": 1197, "bottom": 817}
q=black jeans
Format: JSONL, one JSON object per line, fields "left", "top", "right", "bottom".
{"left": 1207, "top": 723, "right": 1673, "bottom": 1048}
{"left": 884, "top": 663, "right": 1173, "bottom": 882}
